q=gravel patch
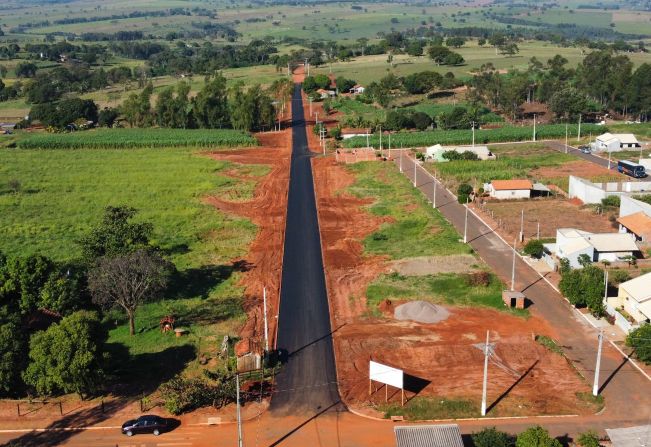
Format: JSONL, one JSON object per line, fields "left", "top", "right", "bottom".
{"left": 394, "top": 301, "right": 450, "bottom": 324}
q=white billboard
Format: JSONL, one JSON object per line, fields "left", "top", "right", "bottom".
{"left": 369, "top": 360, "right": 403, "bottom": 389}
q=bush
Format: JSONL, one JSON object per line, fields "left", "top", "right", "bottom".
{"left": 458, "top": 183, "right": 473, "bottom": 204}
{"left": 466, "top": 271, "right": 491, "bottom": 287}
{"left": 516, "top": 426, "right": 561, "bottom": 447}
{"left": 523, "top": 240, "right": 544, "bottom": 258}
{"left": 601, "top": 196, "right": 620, "bottom": 208}
{"left": 626, "top": 324, "right": 651, "bottom": 364}
{"left": 160, "top": 375, "right": 235, "bottom": 415}
{"left": 577, "top": 430, "right": 601, "bottom": 447}
{"left": 608, "top": 269, "right": 630, "bottom": 285}
{"left": 472, "top": 427, "right": 511, "bottom": 447}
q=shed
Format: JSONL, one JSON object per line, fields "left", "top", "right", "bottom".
{"left": 502, "top": 290, "right": 525, "bottom": 309}
{"left": 488, "top": 179, "right": 533, "bottom": 200}
{"left": 617, "top": 212, "right": 651, "bottom": 242}
{"left": 595, "top": 133, "right": 640, "bottom": 152}
{"left": 606, "top": 425, "right": 651, "bottom": 447}
{"left": 350, "top": 84, "right": 365, "bottom": 94}
{"left": 394, "top": 424, "right": 464, "bottom": 447}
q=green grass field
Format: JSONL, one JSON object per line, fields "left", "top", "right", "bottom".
{"left": 0, "top": 145, "right": 267, "bottom": 385}
{"left": 345, "top": 161, "right": 467, "bottom": 259}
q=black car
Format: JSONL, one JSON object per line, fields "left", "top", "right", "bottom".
{"left": 121, "top": 415, "right": 168, "bottom": 436}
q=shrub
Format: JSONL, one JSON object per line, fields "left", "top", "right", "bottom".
{"left": 577, "top": 430, "right": 601, "bottom": 447}
{"left": 523, "top": 240, "right": 544, "bottom": 258}
{"left": 516, "top": 426, "right": 561, "bottom": 447}
{"left": 160, "top": 375, "right": 235, "bottom": 415}
{"left": 472, "top": 427, "right": 511, "bottom": 447}
{"left": 626, "top": 324, "right": 651, "bottom": 364}
{"left": 608, "top": 269, "right": 630, "bottom": 285}
{"left": 466, "top": 271, "right": 491, "bottom": 287}
{"left": 601, "top": 196, "right": 620, "bottom": 208}
{"left": 458, "top": 183, "right": 472, "bottom": 203}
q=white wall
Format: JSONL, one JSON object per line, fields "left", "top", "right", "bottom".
{"left": 620, "top": 195, "right": 651, "bottom": 218}
{"left": 492, "top": 189, "right": 531, "bottom": 200}
{"left": 569, "top": 176, "right": 606, "bottom": 204}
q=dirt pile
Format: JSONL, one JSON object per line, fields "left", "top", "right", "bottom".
{"left": 394, "top": 301, "right": 450, "bottom": 324}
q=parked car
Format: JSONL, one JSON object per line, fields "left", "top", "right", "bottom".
{"left": 121, "top": 415, "right": 168, "bottom": 436}
{"left": 578, "top": 145, "right": 591, "bottom": 154}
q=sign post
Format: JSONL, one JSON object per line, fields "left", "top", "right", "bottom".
{"left": 369, "top": 360, "right": 405, "bottom": 406}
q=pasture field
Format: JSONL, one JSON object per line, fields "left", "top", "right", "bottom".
{"left": 345, "top": 161, "right": 467, "bottom": 260}
{"left": 0, "top": 144, "right": 270, "bottom": 379}
{"left": 16, "top": 128, "right": 257, "bottom": 149}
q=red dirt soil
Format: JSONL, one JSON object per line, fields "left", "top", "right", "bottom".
{"left": 531, "top": 160, "right": 626, "bottom": 181}
{"left": 312, "top": 158, "right": 597, "bottom": 418}
{"left": 205, "top": 129, "right": 291, "bottom": 352}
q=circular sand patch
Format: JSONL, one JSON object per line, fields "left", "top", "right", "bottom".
{"left": 394, "top": 301, "right": 450, "bottom": 324}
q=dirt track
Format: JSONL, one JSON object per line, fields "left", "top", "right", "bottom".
{"left": 312, "top": 157, "right": 598, "bottom": 418}
{"left": 205, "top": 129, "right": 291, "bottom": 351}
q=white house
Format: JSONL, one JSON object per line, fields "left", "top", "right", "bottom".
{"left": 486, "top": 179, "right": 533, "bottom": 200}
{"left": 605, "top": 273, "right": 651, "bottom": 333}
{"left": 316, "top": 88, "right": 336, "bottom": 99}
{"left": 550, "top": 228, "right": 638, "bottom": 269}
{"left": 594, "top": 133, "right": 640, "bottom": 152}
{"left": 349, "top": 84, "right": 365, "bottom": 95}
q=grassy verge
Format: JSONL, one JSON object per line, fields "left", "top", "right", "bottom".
{"left": 345, "top": 161, "right": 467, "bottom": 259}
{"left": 16, "top": 128, "right": 257, "bottom": 149}
{"left": 367, "top": 272, "right": 527, "bottom": 316}
{"left": 380, "top": 397, "right": 479, "bottom": 420}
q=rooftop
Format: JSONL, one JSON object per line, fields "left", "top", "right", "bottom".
{"left": 619, "top": 272, "right": 651, "bottom": 303}
{"left": 606, "top": 425, "right": 651, "bottom": 447}
{"left": 491, "top": 179, "right": 533, "bottom": 191}
{"left": 394, "top": 425, "right": 464, "bottom": 447}
{"left": 618, "top": 212, "right": 651, "bottom": 236}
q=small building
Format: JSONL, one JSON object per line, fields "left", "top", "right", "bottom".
{"left": 395, "top": 424, "right": 464, "bottom": 447}
{"left": 610, "top": 273, "right": 651, "bottom": 327}
{"left": 486, "top": 179, "right": 533, "bottom": 200}
{"left": 349, "top": 84, "right": 365, "bottom": 95}
{"left": 552, "top": 228, "right": 639, "bottom": 269}
{"left": 594, "top": 133, "right": 640, "bottom": 152}
{"left": 618, "top": 212, "right": 651, "bottom": 242}
{"left": 502, "top": 290, "right": 526, "bottom": 309}
{"left": 606, "top": 425, "right": 651, "bottom": 447}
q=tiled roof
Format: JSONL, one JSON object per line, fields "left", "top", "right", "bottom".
{"left": 617, "top": 212, "right": 651, "bottom": 236}
{"left": 491, "top": 179, "right": 533, "bottom": 190}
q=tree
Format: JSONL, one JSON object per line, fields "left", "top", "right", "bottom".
{"left": 78, "top": 206, "right": 153, "bottom": 261}
{"left": 0, "top": 65, "right": 7, "bottom": 78}
{"left": 626, "top": 324, "right": 651, "bottom": 364}
{"left": 15, "top": 62, "right": 38, "bottom": 78}
{"left": 0, "top": 318, "right": 27, "bottom": 396}
{"left": 29, "top": 98, "right": 98, "bottom": 128}
{"left": 411, "top": 111, "right": 432, "bottom": 130}
{"left": 446, "top": 37, "right": 466, "bottom": 48}
{"left": 98, "top": 107, "right": 119, "bottom": 127}
{"left": 499, "top": 43, "right": 519, "bottom": 56}
{"left": 335, "top": 76, "right": 356, "bottom": 93}
{"left": 472, "top": 427, "right": 511, "bottom": 447}
{"left": 577, "top": 253, "right": 592, "bottom": 268}
{"left": 193, "top": 74, "right": 229, "bottom": 129}
{"left": 121, "top": 82, "right": 153, "bottom": 127}
{"left": 457, "top": 183, "right": 473, "bottom": 204}
{"left": 88, "top": 250, "right": 171, "bottom": 336}
{"left": 516, "top": 426, "right": 562, "bottom": 447}
{"left": 549, "top": 87, "right": 588, "bottom": 122}
{"left": 559, "top": 265, "right": 605, "bottom": 315}
{"left": 523, "top": 240, "right": 544, "bottom": 258}
{"left": 22, "top": 311, "right": 106, "bottom": 397}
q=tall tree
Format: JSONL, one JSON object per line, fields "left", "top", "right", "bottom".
{"left": 88, "top": 250, "right": 171, "bottom": 336}
{"left": 121, "top": 82, "right": 153, "bottom": 127}
{"left": 193, "top": 74, "right": 229, "bottom": 129}
{"left": 22, "top": 311, "right": 106, "bottom": 398}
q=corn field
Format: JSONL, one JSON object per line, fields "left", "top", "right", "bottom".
{"left": 343, "top": 124, "right": 607, "bottom": 148}
{"left": 17, "top": 128, "right": 258, "bottom": 150}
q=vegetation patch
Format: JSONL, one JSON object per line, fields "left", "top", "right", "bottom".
{"left": 380, "top": 396, "right": 478, "bottom": 420}
{"left": 16, "top": 128, "right": 257, "bottom": 149}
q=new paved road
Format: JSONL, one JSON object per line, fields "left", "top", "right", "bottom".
{"left": 269, "top": 84, "right": 341, "bottom": 415}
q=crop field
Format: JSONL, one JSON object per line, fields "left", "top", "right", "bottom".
{"left": 16, "top": 128, "right": 257, "bottom": 149}
{"left": 344, "top": 124, "right": 606, "bottom": 148}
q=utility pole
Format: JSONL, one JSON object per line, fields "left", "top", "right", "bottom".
{"left": 400, "top": 150, "right": 403, "bottom": 173}
{"left": 511, "top": 238, "right": 517, "bottom": 292}
{"left": 366, "top": 131, "right": 370, "bottom": 149}
{"left": 463, "top": 196, "right": 469, "bottom": 243}
{"left": 577, "top": 114, "right": 582, "bottom": 141}
{"left": 379, "top": 126, "right": 383, "bottom": 155}
{"left": 236, "top": 373, "right": 243, "bottom": 447}
{"left": 537, "top": 222, "right": 540, "bottom": 240}
{"left": 433, "top": 180, "right": 437, "bottom": 209}
{"left": 593, "top": 330, "right": 603, "bottom": 397}
{"left": 413, "top": 156, "right": 417, "bottom": 187}
{"left": 481, "top": 330, "right": 490, "bottom": 416}
{"left": 603, "top": 269, "right": 609, "bottom": 302}
{"left": 309, "top": 97, "right": 312, "bottom": 116}
{"left": 608, "top": 149, "right": 612, "bottom": 170}
{"left": 565, "top": 123, "right": 569, "bottom": 154}
{"left": 533, "top": 114, "right": 536, "bottom": 142}
{"left": 263, "top": 287, "right": 269, "bottom": 352}
{"left": 471, "top": 121, "right": 476, "bottom": 148}
{"left": 519, "top": 209, "right": 524, "bottom": 243}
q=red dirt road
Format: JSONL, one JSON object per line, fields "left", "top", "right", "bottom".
{"left": 205, "top": 129, "right": 291, "bottom": 351}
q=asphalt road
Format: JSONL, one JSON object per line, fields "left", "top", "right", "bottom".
{"left": 396, "top": 152, "right": 651, "bottom": 424}
{"left": 547, "top": 141, "right": 613, "bottom": 169}
{"left": 269, "top": 84, "right": 341, "bottom": 415}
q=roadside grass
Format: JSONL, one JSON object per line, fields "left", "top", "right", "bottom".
{"left": 366, "top": 272, "right": 527, "bottom": 316}
{"left": 345, "top": 161, "right": 467, "bottom": 259}
{"left": 380, "top": 397, "right": 479, "bottom": 420}
{"left": 535, "top": 335, "right": 564, "bottom": 356}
